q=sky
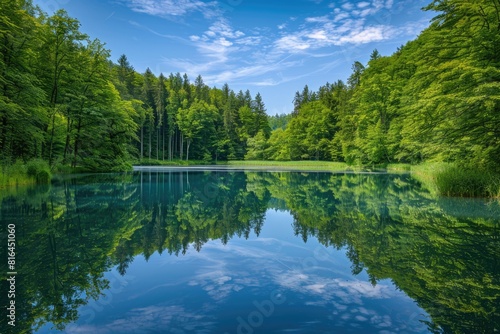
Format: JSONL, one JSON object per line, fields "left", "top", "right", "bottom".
{"left": 33, "top": 0, "right": 435, "bottom": 115}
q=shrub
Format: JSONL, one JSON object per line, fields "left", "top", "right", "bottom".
{"left": 26, "top": 159, "right": 51, "bottom": 184}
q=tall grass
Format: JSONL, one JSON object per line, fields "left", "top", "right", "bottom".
{"left": 435, "top": 165, "right": 500, "bottom": 198}
{"left": 411, "top": 162, "right": 500, "bottom": 198}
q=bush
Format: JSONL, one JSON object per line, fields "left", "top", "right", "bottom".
{"left": 435, "top": 165, "right": 500, "bottom": 198}
{"left": 26, "top": 159, "right": 51, "bottom": 183}
{"left": 0, "top": 159, "right": 51, "bottom": 187}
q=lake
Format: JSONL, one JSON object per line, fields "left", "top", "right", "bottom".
{"left": 1, "top": 168, "right": 499, "bottom": 333}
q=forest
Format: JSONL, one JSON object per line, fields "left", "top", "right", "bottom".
{"left": 1, "top": 0, "right": 270, "bottom": 173}
{"left": 1, "top": 0, "right": 500, "bottom": 194}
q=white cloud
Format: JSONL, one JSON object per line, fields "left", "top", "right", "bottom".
{"left": 339, "top": 25, "right": 391, "bottom": 44}
{"left": 235, "top": 36, "right": 262, "bottom": 46}
{"left": 276, "top": 35, "right": 311, "bottom": 52}
{"left": 123, "top": 0, "right": 219, "bottom": 19}
{"left": 307, "top": 30, "right": 328, "bottom": 40}
{"left": 271, "top": 0, "right": 409, "bottom": 55}
{"left": 273, "top": 21, "right": 395, "bottom": 54}
{"left": 208, "top": 19, "right": 244, "bottom": 39}
{"left": 341, "top": 3, "right": 354, "bottom": 10}
{"left": 185, "top": 18, "right": 246, "bottom": 65}
{"left": 305, "top": 15, "right": 330, "bottom": 23}
{"left": 153, "top": 0, "right": 425, "bottom": 91}
{"left": 202, "top": 60, "right": 301, "bottom": 85}
{"left": 334, "top": 12, "right": 350, "bottom": 22}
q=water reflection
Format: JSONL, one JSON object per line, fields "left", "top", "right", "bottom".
{"left": 0, "top": 170, "right": 498, "bottom": 333}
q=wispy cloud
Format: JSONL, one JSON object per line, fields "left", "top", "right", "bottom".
{"left": 122, "top": 0, "right": 220, "bottom": 19}
{"left": 67, "top": 305, "right": 216, "bottom": 334}
{"left": 135, "top": 0, "right": 429, "bottom": 90}
{"left": 202, "top": 59, "right": 302, "bottom": 85}
{"left": 274, "top": 0, "right": 400, "bottom": 54}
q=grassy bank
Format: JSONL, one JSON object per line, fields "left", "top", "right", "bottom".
{"left": 227, "top": 160, "right": 499, "bottom": 198}
{"left": 221, "top": 160, "right": 413, "bottom": 172}
{"left": 134, "top": 158, "right": 215, "bottom": 166}
{"left": 410, "top": 163, "right": 500, "bottom": 198}
{"left": 0, "top": 159, "right": 51, "bottom": 188}
{"left": 412, "top": 163, "right": 500, "bottom": 198}
{"left": 220, "top": 160, "right": 351, "bottom": 171}
{"left": 3, "top": 158, "right": 498, "bottom": 199}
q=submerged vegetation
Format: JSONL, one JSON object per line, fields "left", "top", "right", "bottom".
{"left": 1, "top": 0, "right": 499, "bottom": 196}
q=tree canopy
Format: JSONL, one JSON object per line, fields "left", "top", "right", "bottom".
{"left": 2, "top": 0, "right": 499, "bottom": 177}
{"left": 250, "top": 0, "right": 500, "bottom": 173}
{"left": 0, "top": 1, "right": 270, "bottom": 171}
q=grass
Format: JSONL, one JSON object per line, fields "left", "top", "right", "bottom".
{"left": 435, "top": 165, "right": 500, "bottom": 198}
{"left": 410, "top": 162, "right": 449, "bottom": 197}
{"left": 220, "top": 160, "right": 352, "bottom": 171}
{"left": 133, "top": 159, "right": 412, "bottom": 172}
{"left": 0, "top": 159, "right": 51, "bottom": 188}
{"left": 226, "top": 161, "right": 500, "bottom": 198}
{"left": 220, "top": 160, "right": 412, "bottom": 173}
{"left": 134, "top": 158, "right": 213, "bottom": 166}
{"left": 411, "top": 162, "right": 500, "bottom": 198}
{"left": 4, "top": 158, "right": 497, "bottom": 199}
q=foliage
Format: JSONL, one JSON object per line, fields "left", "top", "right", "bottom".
{"left": 253, "top": 0, "right": 500, "bottom": 197}
{"left": 26, "top": 159, "right": 51, "bottom": 183}
{"left": 0, "top": 159, "right": 51, "bottom": 187}
{"left": 268, "top": 113, "right": 292, "bottom": 130}
{"left": 0, "top": 1, "right": 271, "bottom": 181}
{"left": 2, "top": 0, "right": 500, "bottom": 197}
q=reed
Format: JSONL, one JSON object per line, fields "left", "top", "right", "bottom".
{"left": 434, "top": 165, "right": 500, "bottom": 198}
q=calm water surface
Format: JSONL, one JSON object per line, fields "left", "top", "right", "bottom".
{"left": 0, "top": 169, "right": 499, "bottom": 333}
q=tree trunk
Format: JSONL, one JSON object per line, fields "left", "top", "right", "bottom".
{"left": 140, "top": 126, "right": 143, "bottom": 160}
{"left": 168, "top": 134, "right": 172, "bottom": 161}
{"left": 173, "top": 130, "right": 177, "bottom": 159}
{"left": 73, "top": 118, "right": 82, "bottom": 168}
{"left": 186, "top": 139, "right": 191, "bottom": 161}
{"left": 63, "top": 117, "right": 71, "bottom": 162}
{"left": 149, "top": 125, "right": 152, "bottom": 160}
{"left": 48, "top": 109, "right": 56, "bottom": 166}
{"left": 179, "top": 133, "right": 184, "bottom": 161}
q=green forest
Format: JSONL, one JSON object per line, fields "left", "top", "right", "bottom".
{"left": 1, "top": 0, "right": 500, "bottom": 196}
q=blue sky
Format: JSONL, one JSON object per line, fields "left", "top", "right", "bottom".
{"left": 33, "top": 0, "right": 435, "bottom": 114}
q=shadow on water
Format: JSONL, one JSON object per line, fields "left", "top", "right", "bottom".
{"left": 0, "top": 170, "right": 499, "bottom": 333}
